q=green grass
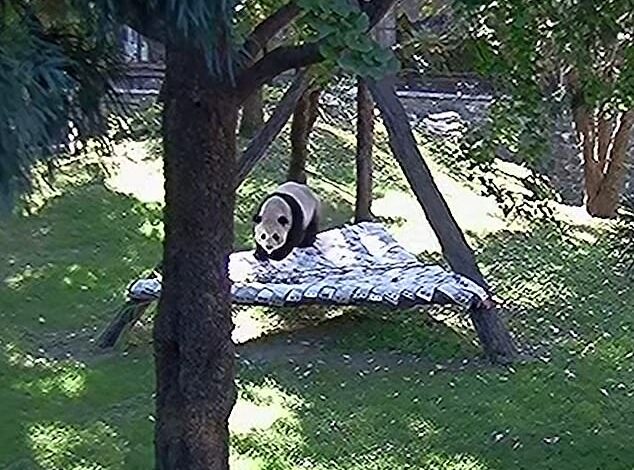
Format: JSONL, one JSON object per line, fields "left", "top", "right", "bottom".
{"left": 232, "top": 223, "right": 634, "bottom": 470}
{"left": 1, "top": 121, "right": 633, "bottom": 469}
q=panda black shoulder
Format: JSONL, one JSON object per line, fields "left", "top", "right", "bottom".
{"left": 272, "top": 191, "right": 305, "bottom": 244}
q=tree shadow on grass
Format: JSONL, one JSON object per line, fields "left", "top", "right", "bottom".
{"left": 5, "top": 148, "right": 632, "bottom": 468}
{"left": 310, "top": 125, "right": 410, "bottom": 195}
{"left": 228, "top": 221, "right": 634, "bottom": 470}
{"left": 471, "top": 221, "right": 633, "bottom": 354}
{"left": 235, "top": 304, "right": 478, "bottom": 362}
{"left": 0, "top": 183, "right": 163, "bottom": 336}
{"left": 0, "top": 183, "right": 161, "bottom": 467}
{"left": 0, "top": 332, "right": 155, "bottom": 468}
{"left": 233, "top": 343, "right": 632, "bottom": 470}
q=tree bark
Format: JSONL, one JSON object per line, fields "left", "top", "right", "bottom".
{"left": 239, "top": 86, "right": 264, "bottom": 138}
{"left": 155, "top": 41, "right": 237, "bottom": 470}
{"left": 573, "top": 106, "right": 634, "bottom": 218}
{"left": 234, "top": 0, "right": 397, "bottom": 98}
{"left": 287, "top": 86, "right": 321, "bottom": 183}
{"left": 240, "top": 2, "right": 302, "bottom": 64}
{"left": 368, "top": 77, "right": 518, "bottom": 364}
{"left": 355, "top": 78, "right": 374, "bottom": 222}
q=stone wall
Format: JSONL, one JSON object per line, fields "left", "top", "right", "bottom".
{"left": 396, "top": 87, "right": 633, "bottom": 205}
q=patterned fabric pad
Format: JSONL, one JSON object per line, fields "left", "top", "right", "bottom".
{"left": 128, "top": 222, "right": 489, "bottom": 309}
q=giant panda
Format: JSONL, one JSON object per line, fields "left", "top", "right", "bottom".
{"left": 252, "top": 181, "right": 321, "bottom": 261}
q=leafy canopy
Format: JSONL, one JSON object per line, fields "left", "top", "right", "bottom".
{"left": 446, "top": 0, "right": 634, "bottom": 215}
{"left": 0, "top": 0, "right": 123, "bottom": 206}
{"left": 0, "top": 0, "right": 400, "bottom": 207}
{"left": 460, "top": 0, "right": 634, "bottom": 111}
{"left": 297, "top": 0, "right": 399, "bottom": 79}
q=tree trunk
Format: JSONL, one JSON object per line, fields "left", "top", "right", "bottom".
{"left": 239, "top": 86, "right": 264, "bottom": 138}
{"left": 155, "top": 42, "right": 237, "bottom": 470}
{"left": 573, "top": 106, "right": 634, "bottom": 218}
{"left": 355, "top": 78, "right": 374, "bottom": 223}
{"left": 287, "top": 86, "right": 321, "bottom": 183}
{"left": 368, "top": 77, "right": 518, "bottom": 364}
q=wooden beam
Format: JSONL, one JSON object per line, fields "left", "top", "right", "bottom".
{"left": 368, "top": 76, "right": 519, "bottom": 363}
{"left": 354, "top": 78, "right": 374, "bottom": 222}
{"left": 368, "top": 77, "right": 487, "bottom": 288}
{"left": 236, "top": 70, "right": 310, "bottom": 186}
{"left": 96, "top": 301, "right": 152, "bottom": 348}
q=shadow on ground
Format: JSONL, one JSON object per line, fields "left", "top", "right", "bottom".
{"left": 229, "top": 222, "right": 634, "bottom": 470}
{"left": 1, "top": 179, "right": 633, "bottom": 469}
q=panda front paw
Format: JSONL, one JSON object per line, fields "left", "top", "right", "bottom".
{"left": 254, "top": 245, "right": 268, "bottom": 262}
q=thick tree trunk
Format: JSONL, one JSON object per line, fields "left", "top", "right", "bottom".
{"left": 287, "top": 86, "right": 321, "bottom": 183}
{"left": 368, "top": 77, "right": 518, "bottom": 364}
{"left": 239, "top": 86, "right": 265, "bottom": 138}
{"left": 156, "top": 42, "right": 237, "bottom": 470}
{"left": 574, "top": 106, "right": 634, "bottom": 218}
{"left": 355, "top": 78, "right": 374, "bottom": 223}
{"left": 587, "top": 187, "right": 622, "bottom": 218}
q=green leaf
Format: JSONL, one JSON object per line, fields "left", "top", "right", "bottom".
{"left": 344, "top": 31, "right": 361, "bottom": 45}
{"left": 330, "top": 0, "right": 353, "bottom": 17}
{"left": 318, "top": 42, "right": 339, "bottom": 61}
{"left": 315, "top": 21, "right": 338, "bottom": 38}
{"left": 361, "top": 50, "right": 378, "bottom": 66}
{"left": 336, "top": 50, "right": 358, "bottom": 72}
{"left": 373, "top": 47, "right": 393, "bottom": 64}
{"left": 350, "top": 36, "right": 375, "bottom": 53}
{"left": 297, "top": 0, "right": 315, "bottom": 9}
{"left": 353, "top": 13, "right": 370, "bottom": 32}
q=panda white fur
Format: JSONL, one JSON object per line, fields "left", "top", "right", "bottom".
{"left": 252, "top": 182, "right": 321, "bottom": 261}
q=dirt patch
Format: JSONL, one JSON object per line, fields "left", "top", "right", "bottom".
{"left": 237, "top": 316, "right": 501, "bottom": 374}
{"left": 33, "top": 304, "right": 539, "bottom": 372}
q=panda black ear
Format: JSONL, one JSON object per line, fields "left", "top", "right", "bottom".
{"left": 278, "top": 215, "right": 289, "bottom": 226}
{"left": 253, "top": 214, "right": 262, "bottom": 224}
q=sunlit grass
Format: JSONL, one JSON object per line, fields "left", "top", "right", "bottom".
{"left": 1, "top": 117, "right": 633, "bottom": 469}
{"left": 15, "top": 363, "right": 87, "bottom": 399}
{"left": 4, "top": 341, "right": 56, "bottom": 369}
{"left": 3, "top": 264, "right": 50, "bottom": 290}
{"left": 231, "top": 380, "right": 301, "bottom": 435}
{"left": 28, "top": 421, "right": 127, "bottom": 470}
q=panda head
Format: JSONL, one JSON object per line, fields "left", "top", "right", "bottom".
{"left": 253, "top": 196, "right": 292, "bottom": 254}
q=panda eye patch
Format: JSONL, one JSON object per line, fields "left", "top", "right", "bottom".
{"left": 261, "top": 234, "right": 266, "bottom": 240}
{"left": 272, "top": 234, "right": 280, "bottom": 242}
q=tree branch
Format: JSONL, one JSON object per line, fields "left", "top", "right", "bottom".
{"left": 592, "top": 109, "right": 634, "bottom": 205}
{"left": 235, "top": 43, "right": 319, "bottom": 103}
{"left": 605, "top": 109, "right": 634, "bottom": 177}
{"left": 573, "top": 102, "right": 602, "bottom": 193}
{"left": 241, "top": 2, "right": 302, "bottom": 64}
{"left": 235, "top": 0, "right": 396, "bottom": 99}
{"left": 115, "top": 1, "right": 166, "bottom": 43}
{"left": 596, "top": 112, "right": 613, "bottom": 170}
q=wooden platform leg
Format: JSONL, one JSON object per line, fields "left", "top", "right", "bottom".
{"left": 368, "top": 77, "right": 519, "bottom": 363}
{"left": 469, "top": 304, "right": 519, "bottom": 364}
{"left": 96, "top": 300, "right": 153, "bottom": 349}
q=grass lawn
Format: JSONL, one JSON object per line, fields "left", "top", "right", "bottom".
{"left": 1, "top": 119, "right": 633, "bottom": 469}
